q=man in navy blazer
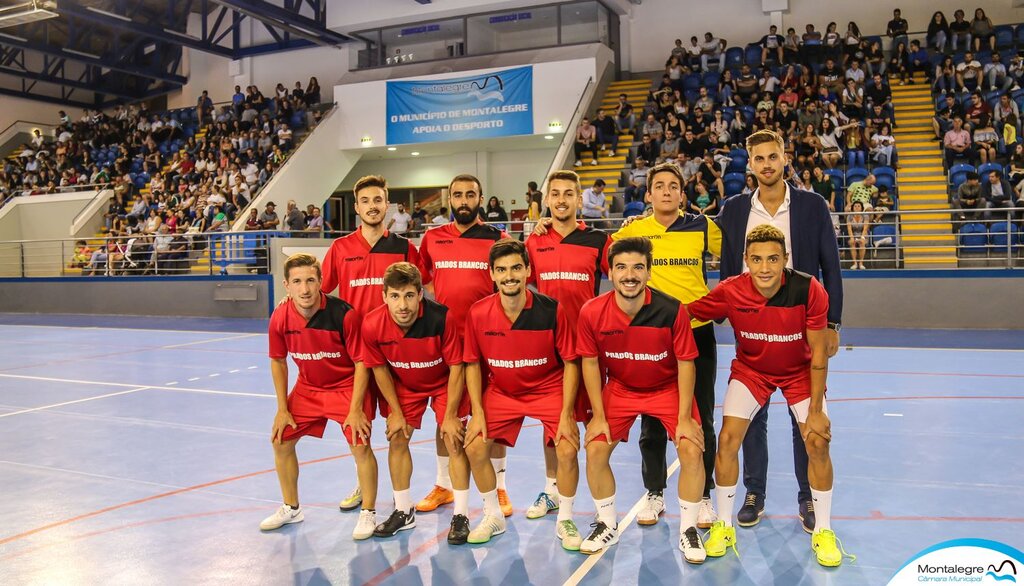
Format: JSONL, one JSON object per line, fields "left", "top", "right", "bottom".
{"left": 715, "top": 129, "right": 843, "bottom": 532}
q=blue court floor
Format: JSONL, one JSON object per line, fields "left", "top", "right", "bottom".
{"left": 0, "top": 314, "right": 1021, "bottom": 585}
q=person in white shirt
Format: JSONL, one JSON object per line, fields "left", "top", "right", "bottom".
{"left": 431, "top": 207, "right": 449, "bottom": 225}
{"left": 701, "top": 32, "right": 725, "bottom": 71}
{"left": 581, "top": 179, "right": 608, "bottom": 220}
{"left": 387, "top": 203, "right": 412, "bottom": 235}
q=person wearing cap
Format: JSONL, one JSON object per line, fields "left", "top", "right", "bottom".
{"left": 259, "top": 201, "right": 280, "bottom": 230}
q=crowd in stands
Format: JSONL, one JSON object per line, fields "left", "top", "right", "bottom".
{"left": 13, "top": 78, "right": 328, "bottom": 274}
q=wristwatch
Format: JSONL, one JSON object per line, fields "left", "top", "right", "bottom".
{"left": 827, "top": 322, "right": 842, "bottom": 333}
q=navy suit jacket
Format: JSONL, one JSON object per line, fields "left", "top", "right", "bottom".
{"left": 716, "top": 188, "right": 844, "bottom": 324}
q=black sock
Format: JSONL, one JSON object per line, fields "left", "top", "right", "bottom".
{"left": 287, "top": 503, "right": 299, "bottom": 510}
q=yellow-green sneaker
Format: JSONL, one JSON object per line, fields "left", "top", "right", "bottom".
{"left": 338, "top": 485, "right": 362, "bottom": 511}
{"left": 811, "top": 529, "right": 856, "bottom": 567}
{"left": 703, "top": 520, "right": 738, "bottom": 558}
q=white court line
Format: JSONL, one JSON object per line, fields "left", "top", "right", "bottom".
{"left": 883, "top": 413, "right": 904, "bottom": 417}
{"left": 0, "top": 387, "right": 150, "bottom": 418}
{"left": 563, "top": 458, "right": 681, "bottom": 586}
{"left": 0, "top": 373, "right": 274, "bottom": 398}
{"left": 161, "top": 333, "right": 260, "bottom": 349}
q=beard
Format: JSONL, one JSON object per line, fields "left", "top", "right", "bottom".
{"left": 454, "top": 205, "right": 477, "bottom": 225}
{"left": 614, "top": 280, "right": 644, "bottom": 299}
{"left": 499, "top": 280, "right": 522, "bottom": 296}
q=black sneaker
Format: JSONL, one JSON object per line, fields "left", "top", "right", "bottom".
{"left": 447, "top": 514, "right": 470, "bottom": 545}
{"left": 373, "top": 508, "right": 416, "bottom": 537}
{"left": 736, "top": 493, "right": 765, "bottom": 527}
{"left": 799, "top": 499, "right": 815, "bottom": 534}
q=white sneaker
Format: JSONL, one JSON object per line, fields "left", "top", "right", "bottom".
{"left": 339, "top": 485, "right": 362, "bottom": 511}
{"left": 260, "top": 504, "right": 304, "bottom": 531}
{"left": 526, "top": 492, "right": 558, "bottom": 519}
{"left": 557, "top": 519, "right": 583, "bottom": 551}
{"left": 636, "top": 491, "right": 665, "bottom": 526}
{"left": 697, "top": 497, "right": 717, "bottom": 529}
{"left": 574, "top": 160, "right": 582, "bottom": 167}
{"left": 608, "top": 150, "right": 616, "bottom": 157}
{"left": 590, "top": 159, "right": 599, "bottom": 166}
{"left": 679, "top": 525, "right": 707, "bottom": 564}
{"left": 352, "top": 509, "right": 376, "bottom": 540}
{"left": 467, "top": 514, "right": 506, "bottom": 544}
{"left": 580, "top": 521, "right": 619, "bottom": 554}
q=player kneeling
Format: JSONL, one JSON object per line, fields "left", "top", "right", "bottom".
{"left": 360, "top": 262, "right": 474, "bottom": 543}
{"left": 260, "top": 254, "right": 379, "bottom": 540}
{"left": 687, "top": 225, "right": 855, "bottom": 567}
{"left": 578, "top": 237, "right": 707, "bottom": 564}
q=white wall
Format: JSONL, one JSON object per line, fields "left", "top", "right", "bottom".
{"left": 0, "top": 95, "right": 66, "bottom": 140}
{"left": 329, "top": 0, "right": 632, "bottom": 31}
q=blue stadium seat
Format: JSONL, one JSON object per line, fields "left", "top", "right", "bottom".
{"left": 623, "top": 201, "right": 646, "bottom": 218}
{"left": 989, "top": 221, "right": 1021, "bottom": 252}
{"left": 725, "top": 47, "right": 744, "bottom": 69}
{"left": 871, "top": 224, "right": 897, "bottom": 248}
{"left": 724, "top": 172, "right": 746, "bottom": 197}
{"left": 873, "top": 166, "right": 897, "bottom": 191}
{"left": 726, "top": 150, "right": 748, "bottom": 173}
{"left": 702, "top": 71, "right": 720, "bottom": 88}
{"left": 846, "top": 167, "right": 869, "bottom": 184}
{"left": 682, "top": 73, "right": 701, "bottom": 92}
{"left": 977, "top": 162, "right": 1004, "bottom": 178}
{"left": 959, "top": 223, "right": 988, "bottom": 252}
{"left": 948, "top": 163, "right": 975, "bottom": 186}
{"left": 744, "top": 45, "right": 762, "bottom": 66}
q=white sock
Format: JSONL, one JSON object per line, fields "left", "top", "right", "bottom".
{"left": 811, "top": 488, "right": 833, "bottom": 532}
{"left": 593, "top": 494, "right": 616, "bottom": 528}
{"left": 436, "top": 456, "right": 452, "bottom": 490}
{"left": 716, "top": 484, "right": 737, "bottom": 528}
{"left": 453, "top": 489, "right": 470, "bottom": 516}
{"left": 492, "top": 457, "right": 507, "bottom": 490}
{"left": 557, "top": 493, "right": 575, "bottom": 522}
{"left": 544, "top": 476, "right": 558, "bottom": 497}
{"left": 481, "top": 489, "right": 501, "bottom": 518}
{"left": 678, "top": 498, "right": 701, "bottom": 531}
{"left": 394, "top": 489, "right": 411, "bottom": 513}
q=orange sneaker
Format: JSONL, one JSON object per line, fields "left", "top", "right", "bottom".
{"left": 415, "top": 485, "right": 454, "bottom": 512}
{"left": 497, "top": 488, "right": 513, "bottom": 517}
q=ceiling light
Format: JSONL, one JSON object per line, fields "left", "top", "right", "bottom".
{"left": 387, "top": 147, "right": 397, "bottom": 151}
{"left": 410, "top": 151, "right": 420, "bottom": 156}
{"left": 544, "top": 135, "right": 554, "bottom": 140}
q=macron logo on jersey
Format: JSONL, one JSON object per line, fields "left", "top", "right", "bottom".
{"left": 604, "top": 350, "right": 669, "bottom": 362}
{"left": 389, "top": 357, "right": 444, "bottom": 370}
{"left": 487, "top": 357, "right": 548, "bottom": 368}
{"left": 434, "top": 260, "right": 489, "bottom": 270}
{"left": 739, "top": 331, "right": 804, "bottom": 343}
{"left": 539, "top": 271, "right": 591, "bottom": 282}
{"left": 349, "top": 276, "right": 384, "bottom": 288}
{"left": 290, "top": 351, "right": 343, "bottom": 360}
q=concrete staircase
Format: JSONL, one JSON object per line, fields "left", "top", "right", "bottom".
{"left": 573, "top": 79, "right": 651, "bottom": 210}
{"left": 891, "top": 74, "right": 958, "bottom": 268}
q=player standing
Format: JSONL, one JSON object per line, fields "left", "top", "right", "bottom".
{"left": 259, "top": 254, "right": 380, "bottom": 540}
{"left": 461, "top": 239, "right": 583, "bottom": 550}
{"left": 577, "top": 237, "right": 707, "bottom": 563}
{"left": 687, "top": 225, "right": 854, "bottom": 567}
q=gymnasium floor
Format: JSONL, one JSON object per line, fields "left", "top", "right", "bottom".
{"left": 0, "top": 314, "right": 1021, "bottom": 585}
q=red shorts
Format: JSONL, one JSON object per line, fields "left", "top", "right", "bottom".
{"left": 483, "top": 386, "right": 565, "bottom": 448}
{"left": 594, "top": 382, "right": 701, "bottom": 443}
{"left": 729, "top": 359, "right": 814, "bottom": 407}
{"left": 574, "top": 380, "right": 592, "bottom": 422}
{"left": 280, "top": 385, "right": 374, "bottom": 445}
{"left": 378, "top": 383, "right": 471, "bottom": 429}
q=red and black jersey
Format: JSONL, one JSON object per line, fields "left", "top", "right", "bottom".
{"left": 268, "top": 293, "right": 363, "bottom": 393}
{"left": 419, "top": 221, "right": 508, "bottom": 329}
{"left": 463, "top": 290, "right": 577, "bottom": 396}
{"left": 361, "top": 298, "right": 462, "bottom": 393}
{"left": 527, "top": 222, "right": 610, "bottom": 328}
{"left": 687, "top": 269, "right": 828, "bottom": 379}
{"left": 578, "top": 287, "right": 698, "bottom": 391}
{"left": 320, "top": 227, "right": 425, "bottom": 314}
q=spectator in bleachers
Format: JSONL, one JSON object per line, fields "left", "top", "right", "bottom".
{"left": 593, "top": 109, "right": 619, "bottom": 157}
{"left": 710, "top": 109, "right": 731, "bottom": 146}
{"left": 687, "top": 181, "right": 718, "bottom": 216}
{"left": 934, "top": 93, "right": 963, "bottom": 139}
{"left": 842, "top": 22, "right": 862, "bottom": 65}
{"left": 581, "top": 179, "right": 607, "bottom": 220}
{"left": 847, "top": 201, "right": 869, "bottom": 269}
{"left": 817, "top": 118, "right": 858, "bottom": 169}
{"left": 795, "top": 123, "right": 820, "bottom": 169}
{"left": 642, "top": 113, "right": 663, "bottom": 143}
{"left": 971, "top": 8, "right": 996, "bottom": 53}
{"left": 695, "top": 86, "right": 715, "bottom": 113}
{"left": 776, "top": 101, "right": 799, "bottom": 139}
{"left": 758, "top": 25, "right": 785, "bottom": 65}
{"left": 995, "top": 93, "right": 1021, "bottom": 134}
{"left": 973, "top": 115, "right": 999, "bottom": 164}
{"left": 966, "top": 92, "right": 992, "bottom": 129}
{"left": 258, "top": 201, "right": 280, "bottom": 230}
{"left": 985, "top": 53, "right": 1014, "bottom": 92}
{"left": 801, "top": 23, "right": 823, "bottom": 65}
{"left": 696, "top": 152, "right": 726, "bottom": 197}
{"left": 636, "top": 133, "right": 659, "bottom": 165}
{"left": 718, "top": 69, "right": 737, "bottom": 105}
{"left": 865, "top": 40, "right": 886, "bottom": 77}
{"left": 678, "top": 128, "right": 707, "bottom": 160}
{"left": 389, "top": 202, "right": 412, "bottom": 235}
{"left": 928, "top": 11, "right": 951, "bottom": 53}
{"left": 845, "top": 59, "right": 866, "bottom": 87}
{"left": 818, "top": 58, "right": 845, "bottom": 94}
{"left": 870, "top": 123, "right": 897, "bottom": 167}
{"left": 625, "top": 157, "right": 649, "bottom": 203}
{"left": 811, "top": 166, "right": 837, "bottom": 211}
{"left": 872, "top": 185, "right": 896, "bottom": 224}
{"left": 840, "top": 79, "right": 865, "bottom": 119}
{"left": 734, "top": 64, "right": 760, "bottom": 105}
{"left": 953, "top": 171, "right": 984, "bottom": 221}
{"left": 670, "top": 38, "right": 686, "bottom": 62}
{"left": 659, "top": 129, "right": 681, "bottom": 163}
{"left": 1010, "top": 144, "right": 1024, "bottom": 185}
{"left": 888, "top": 42, "right": 911, "bottom": 85}
{"left": 244, "top": 208, "right": 262, "bottom": 230}
{"left": 908, "top": 40, "right": 930, "bottom": 83}
{"left": 614, "top": 94, "right": 636, "bottom": 135}
{"left": 783, "top": 27, "right": 801, "bottom": 64}
{"left": 666, "top": 56, "right": 687, "bottom": 92}
{"left": 982, "top": 169, "right": 1019, "bottom": 220}
{"left": 304, "top": 77, "right": 321, "bottom": 106}
{"left": 935, "top": 55, "right": 957, "bottom": 95}
{"left": 957, "top": 52, "right": 983, "bottom": 94}
{"left": 690, "top": 105, "right": 712, "bottom": 140}
{"left": 847, "top": 174, "right": 878, "bottom": 211}
{"left": 683, "top": 36, "right": 703, "bottom": 70}
{"left": 1005, "top": 115, "right": 1020, "bottom": 150}
{"left": 886, "top": 9, "right": 910, "bottom": 56}
{"left": 573, "top": 116, "right": 599, "bottom": 167}
{"left": 411, "top": 200, "right": 429, "bottom": 232}
{"left": 701, "top": 32, "right": 726, "bottom": 71}
{"left": 943, "top": 116, "right": 974, "bottom": 167}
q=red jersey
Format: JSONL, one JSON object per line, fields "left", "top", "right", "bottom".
{"left": 320, "top": 227, "right": 425, "bottom": 314}
{"left": 268, "top": 293, "right": 363, "bottom": 393}
{"left": 686, "top": 269, "right": 828, "bottom": 379}
{"left": 577, "top": 287, "right": 698, "bottom": 392}
{"left": 360, "top": 298, "right": 463, "bottom": 392}
{"left": 527, "top": 222, "right": 610, "bottom": 328}
{"left": 419, "top": 221, "right": 508, "bottom": 329}
{"left": 463, "top": 290, "right": 577, "bottom": 396}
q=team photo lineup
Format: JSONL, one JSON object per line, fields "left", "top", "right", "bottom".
{"left": 263, "top": 128, "right": 854, "bottom": 569}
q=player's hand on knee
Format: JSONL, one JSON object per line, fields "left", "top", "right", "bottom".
{"left": 441, "top": 415, "right": 465, "bottom": 449}
{"left": 532, "top": 217, "right": 553, "bottom": 236}
{"left": 271, "top": 409, "right": 296, "bottom": 444}
{"left": 802, "top": 412, "right": 831, "bottom": 443}
{"left": 344, "top": 409, "right": 371, "bottom": 444}
{"left": 555, "top": 414, "right": 580, "bottom": 450}
{"left": 674, "top": 417, "right": 704, "bottom": 452}
{"left": 584, "top": 416, "right": 611, "bottom": 446}
{"left": 386, "top": 411, "right": 410, "bottom": 440}
{"left": 464, "top": 415, "right": 487, "bottom": 447}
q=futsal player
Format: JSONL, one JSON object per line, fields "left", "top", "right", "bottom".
{"left": 419, "top": 175, "right": 514, "bottom": 516}
{"left": 360, "top": 262, "right": 474, "bottom": 543}
{"left": 260, "top": 254, "right": 380, "bottom": 540}
{"left": 577, "top": 237, "right": 707, "bottom": 564}
{"left": 320, "top": 174, "right": 426, "bottom": 512}
{"left": 461, "top": 239, "right": 582, "bottom": 549}
{"left": 524, "top": 169, "right": 609, "bottom": 519}
{"left": 687, "top": 225, "right": 854, "bottom": 567}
